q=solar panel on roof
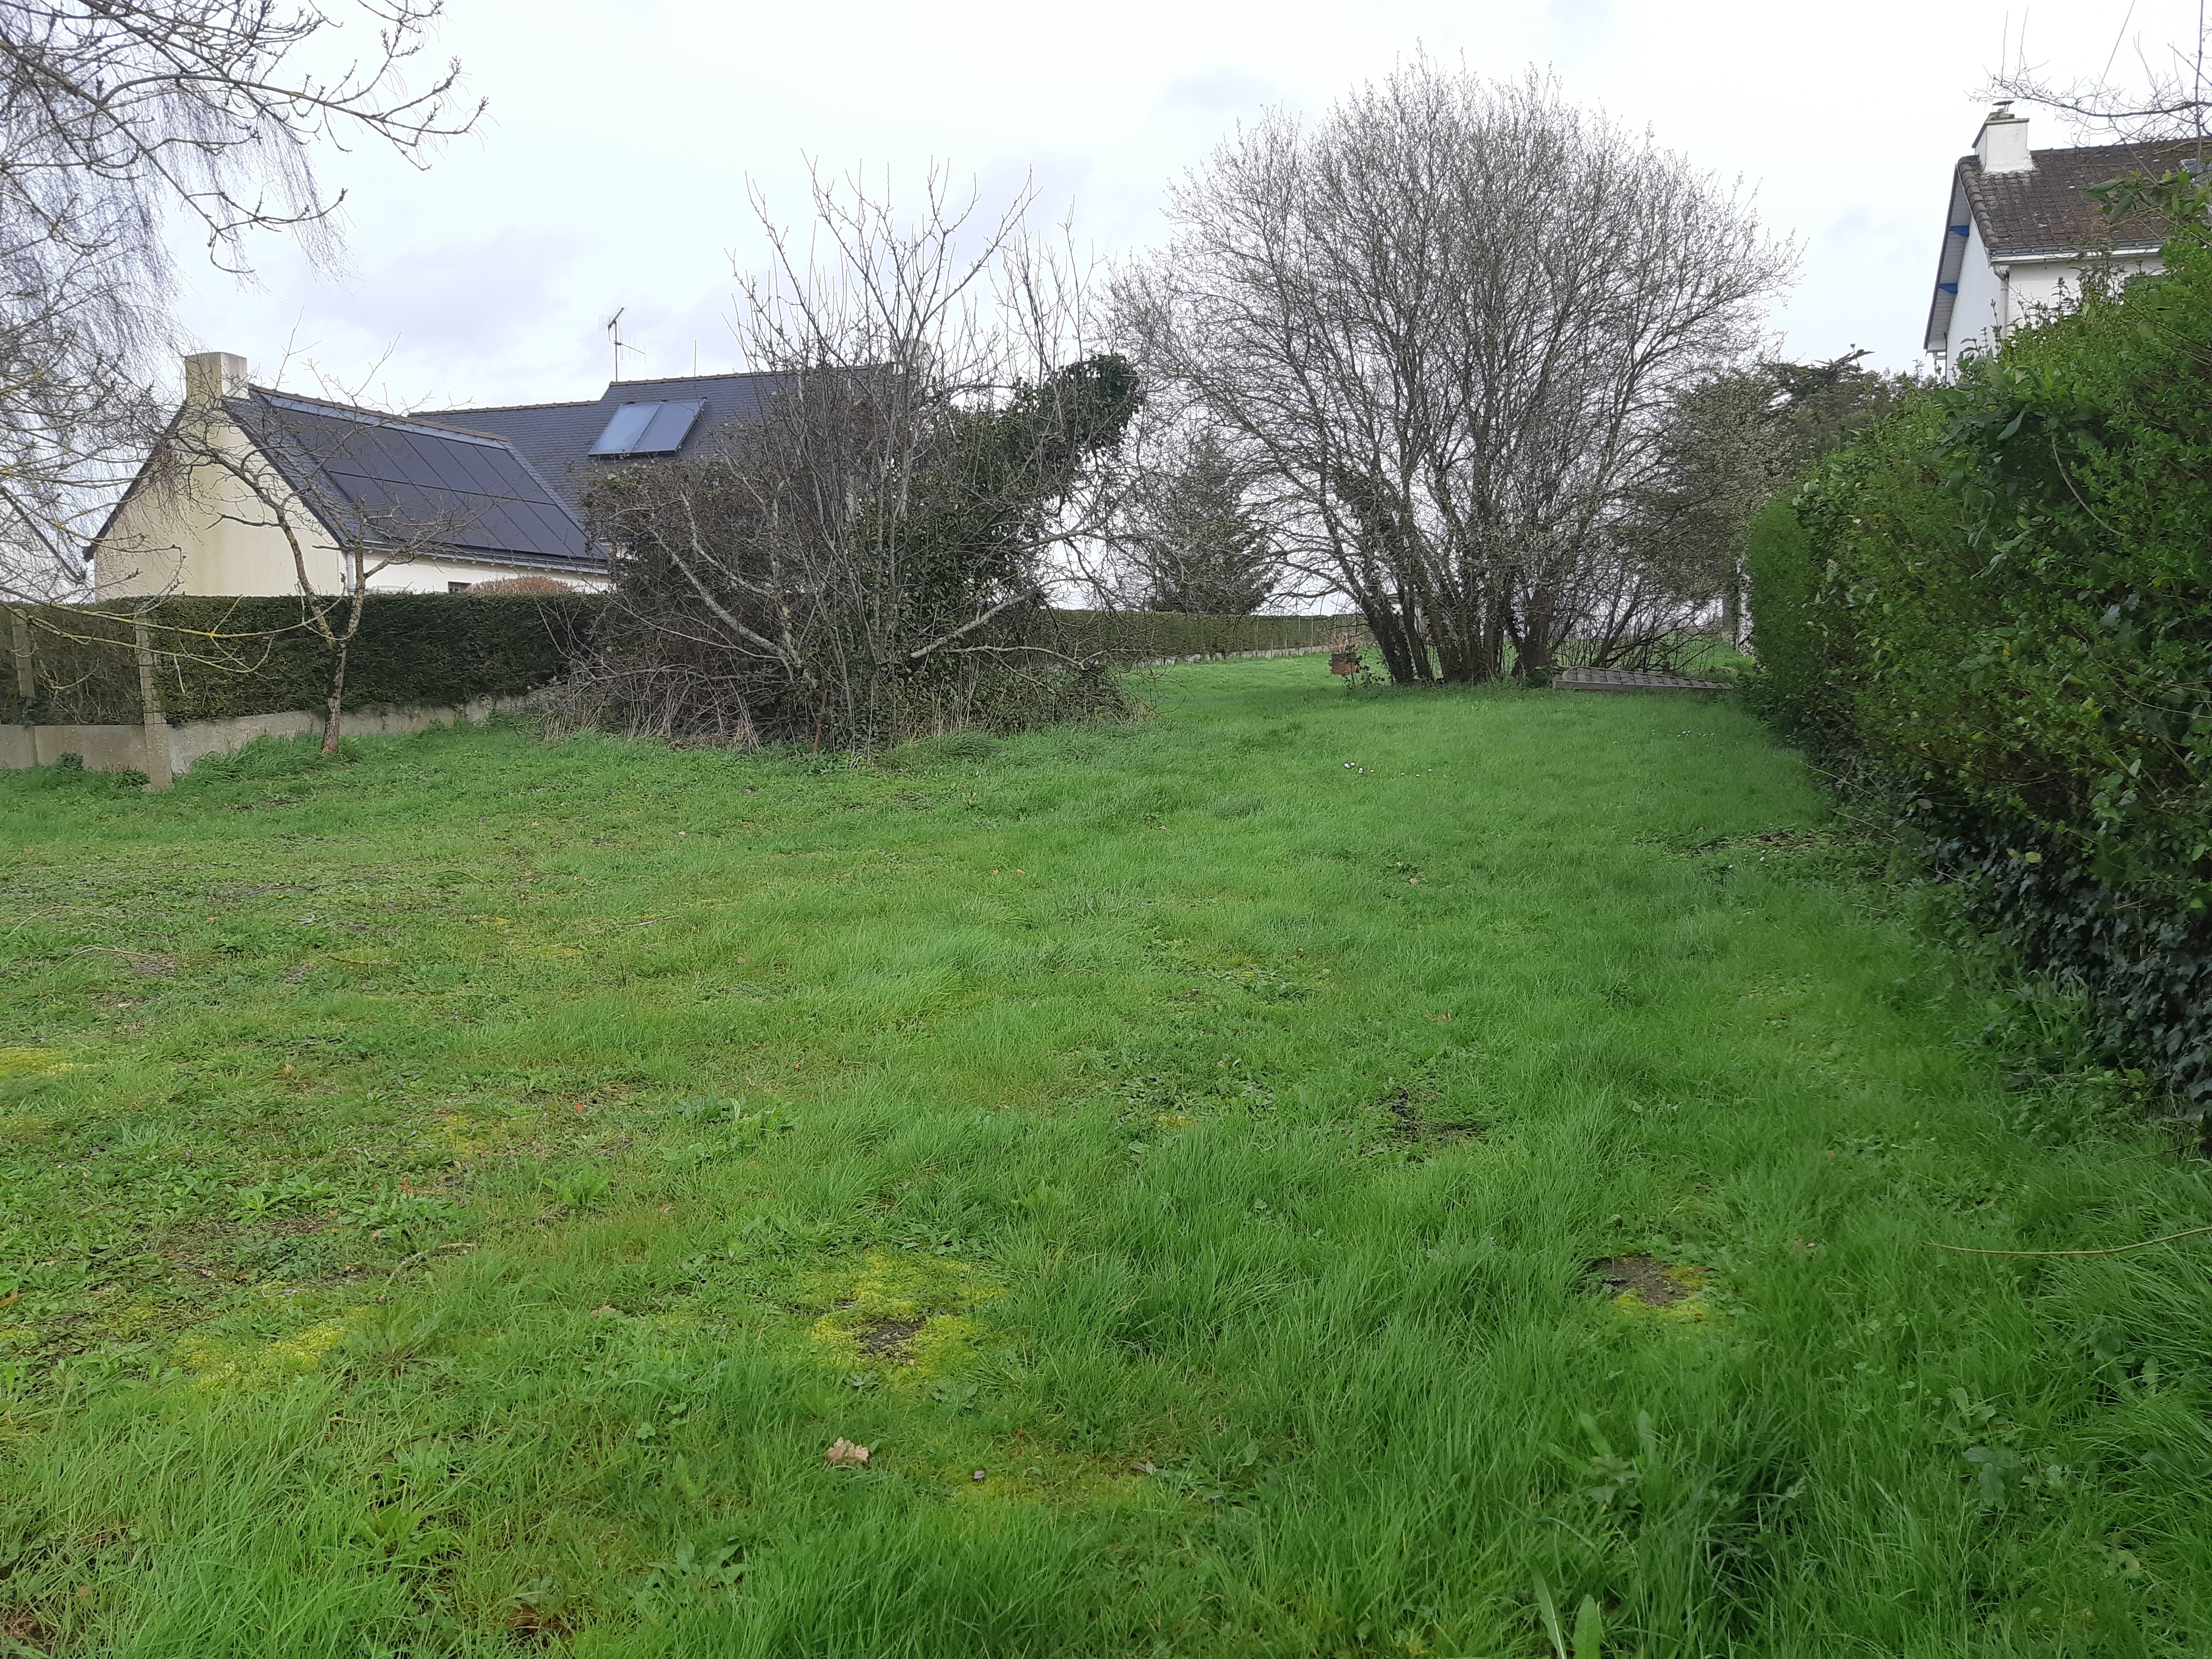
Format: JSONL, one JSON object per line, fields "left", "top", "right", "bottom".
{"left": 637, "top": 399, "right": 703, "bottom": 453}
{"left": 590, "top": 402, "right": 659, "bottom": 455}
{"left": 589, "top": 398, "right": 704, "bottom": 457}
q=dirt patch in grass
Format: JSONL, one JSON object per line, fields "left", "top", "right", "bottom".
{"left": 1589, "top": 1254, "right": 1695, "bottom": 1307}
{"left": 0, "top": 1605, "right": 58, "bottom": 1652}
{"left": 857, "top": 1316, "right": 926, "bottom": 1360}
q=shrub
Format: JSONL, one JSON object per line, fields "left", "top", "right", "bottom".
{"left": 1739, "top": 499, "right": 1822, "bottom": 735}
{"left": 1759, "top": 226, "right": 2212, "bottom": 1109}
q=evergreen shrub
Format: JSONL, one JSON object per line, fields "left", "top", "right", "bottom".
{"left": 1757, "top": 223, "right": 2212, "bottom": 1108}
{"left": 1740, "top": 499, "right": 1823, "bottom": 735}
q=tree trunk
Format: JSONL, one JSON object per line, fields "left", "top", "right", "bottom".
{"left": 322, "top": 586, "right": 369, "bottom": 756}
{"left": 132, "top": 613, "right": 172, "bottom": 791}
{"left": 322, "top": 637, "right": 349, "bottom": 755}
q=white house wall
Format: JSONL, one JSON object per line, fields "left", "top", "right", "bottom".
{"left": 1946, "top": 222, "right": 2160, "bottom": 365}
{"left": 364, "top": 556, "right": 609, "bottom": 593}
{"left": 1948, "top": 219, "right": 2000, "bottom": 359}
{"left": 95, "top": 420, "right": 346, "bottom": 598}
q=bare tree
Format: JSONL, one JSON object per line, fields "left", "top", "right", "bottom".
{"left": 0, "top": 0, "right": 481, "bottom": 602}
{"left": 563, "top": 167, "right": 1140, "bottom": 748}
{"left": 1116, "top": 60, "right": 1791, "bottom": 683}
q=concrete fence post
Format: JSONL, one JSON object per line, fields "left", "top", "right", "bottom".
{"left": 132, "top": 612, "right": 172, "bottom": 792}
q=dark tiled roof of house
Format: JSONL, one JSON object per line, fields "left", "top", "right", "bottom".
{"left": 1961, "top": 139, "right": 2207, "bottom": 255}
{"left": 422, "top": 370, "right": 788, "bottom": 515}
{"left": 234, "top": 389, "right": 596, "bottom": 570}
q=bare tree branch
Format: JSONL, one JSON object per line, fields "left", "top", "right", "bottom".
{"left": 0, "top": 0, "right": 482, "bottom": 603}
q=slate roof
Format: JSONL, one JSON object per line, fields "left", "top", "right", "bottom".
{"left": 1960, "top": 139, "right": 2205, "bottom": 256}
{"left": 234, "top": 389, "right": 596, "bottom": 571}
{"left": 422, "top": 370, "right": 789, "bottom": 516}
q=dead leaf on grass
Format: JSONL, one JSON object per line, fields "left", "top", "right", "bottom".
{"left": 825, "top": 1437, "right": 870, "bottom": 1467}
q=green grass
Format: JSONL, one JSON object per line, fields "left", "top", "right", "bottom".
{"left": 1, "top": 659, "right": 2207, "bottom": 1657}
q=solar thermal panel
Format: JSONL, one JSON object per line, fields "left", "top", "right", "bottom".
{"left": 590, "top": 403, "right": 659, "bottom": 455}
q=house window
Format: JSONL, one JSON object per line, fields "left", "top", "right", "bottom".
{"left": 449, "top": 581, "right": 473, "bottom": 593}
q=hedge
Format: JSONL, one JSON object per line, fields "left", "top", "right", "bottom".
{"left": 4, "top": 597, "right": 1346, "bottom": 729}
{"left": 1747, "top": 217, "right": 2212, "bottom": 1110}
{"left": 1046, "top": 610, "right": 1349, "bottom": 661}
{"left": 3, "top": 593, "right": 601, "bottom": 726}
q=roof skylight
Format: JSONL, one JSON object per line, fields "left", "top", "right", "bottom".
{"left": 589, "top": 399, "right": 704, "bottom": 457}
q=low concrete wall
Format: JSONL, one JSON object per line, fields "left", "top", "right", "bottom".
{"left": 0, "top": 695, "right": 529, "bottom": 778}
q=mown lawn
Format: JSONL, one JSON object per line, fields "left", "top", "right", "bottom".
{"left": 1, "top": 658, "right": 2207, "bottom": 1657}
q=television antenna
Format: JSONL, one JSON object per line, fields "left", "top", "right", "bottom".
{"left": 605, "top": 308, "right": 643, "bottom": 381}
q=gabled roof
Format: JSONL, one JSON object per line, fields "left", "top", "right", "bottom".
{"left": 1959, "top": 138, "right": 2204, "bottom": 257}
{"left": 1926, "top": 137, "right": 2205, "bottom": 355}
{"left": 422, "top": 370, "right": 789, "bottom": 515}
{"left": 236, "top": 388, "right": 596, "bottom": 570}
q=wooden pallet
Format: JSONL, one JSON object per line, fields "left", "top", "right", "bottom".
{"left": 1552, "top": 667, "right": 1730, "bottom": 693}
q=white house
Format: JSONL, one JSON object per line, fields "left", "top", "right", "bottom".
{"left": 92, "top": 352, "right": 785, "bottom": 598}
{"left": 1925, "top": 104, "right": 2193, "bottom": 367}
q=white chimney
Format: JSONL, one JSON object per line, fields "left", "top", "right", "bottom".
{"left": 183, "top": 350, "right": 248, "bottom": 406}
{"left": 1975, "top": 103, "right": 2033, "bottom": 174}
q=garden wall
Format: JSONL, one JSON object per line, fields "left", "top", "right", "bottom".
{"left": 0, "top": 696, "right": 529, "bottom": 778}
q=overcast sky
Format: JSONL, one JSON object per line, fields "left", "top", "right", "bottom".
{"left": 172, "top": 0, "right": 2203, "bottom": 414}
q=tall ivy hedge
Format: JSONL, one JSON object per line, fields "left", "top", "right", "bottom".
{"left": 3, "top": 594, "right": 602, "bottom": 726}
{"left": 1747, "top": 224, "right": 2212, "bottom": 1109}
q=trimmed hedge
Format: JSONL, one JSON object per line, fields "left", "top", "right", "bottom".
{"left": 1748, "top": 223, "right": 2212, "bottom": 1109}
{"left": 1740, "top": 499, "right": 1822, "bottom": 736}
{"left": 4, "top": 594, "right": 601, "bottom": 726}
{"left": 1048, "top": 610, "right": 1348, "bottom": 661}
{"left": 4, "top": 597, "right": 1343, "bottom": 729}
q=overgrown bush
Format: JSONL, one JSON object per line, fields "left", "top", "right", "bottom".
{"left": 1751, "top": 217, "right": 2212, "bottom": 1110}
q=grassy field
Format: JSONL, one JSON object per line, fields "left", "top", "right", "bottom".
{"left": 1, "top": 658, "right": 2207, "bottom": 1657}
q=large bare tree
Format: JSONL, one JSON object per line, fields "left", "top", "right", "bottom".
{"left": 0, "top": 0, "right": 481, "bottom": 603}
{"left": 1116, "top": 60, "right": 1791, "bottom": 683}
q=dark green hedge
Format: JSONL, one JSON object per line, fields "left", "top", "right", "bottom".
{"left": 1740, "top": 500, "right": 1823, "bottom": 737}
{"left": 3, "top": 598, "right": 1340, "bottom": 730}
{"left": 1047, "top": 610, "right": 1347, "bottom": 660}
{"left": 4, "top": 594, "right": 603, "bottom": 726}
{"left": 1748, "top": 220, "right": 2212, "bottom": 1110}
